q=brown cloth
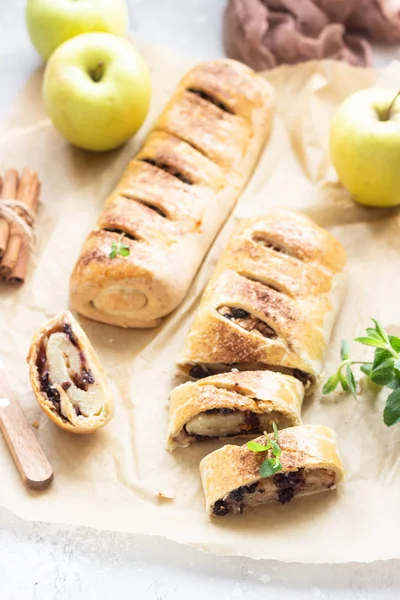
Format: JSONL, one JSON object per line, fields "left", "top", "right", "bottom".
{"left": 224, "top": 0, "right": 400, "bottom": 70}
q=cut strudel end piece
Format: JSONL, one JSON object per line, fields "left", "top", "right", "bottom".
{"left": 200, "top": 424, "right": 344, "bottom": 516}
{"left": 177, "top": 209, "right": 347, "bottom": 392}
{"left": 27, "top": 311, "right": 114, "bottom": 434}
{"left": 167, "top": 371, "right": 303, "bottom": 450}
{"left": 70, "top": 59, "right": 274, "bottom": 328}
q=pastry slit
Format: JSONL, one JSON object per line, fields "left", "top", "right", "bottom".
{"left": 217, "top": 305, "right": 278, "bottom": 339}
{"left": 155, "top": 126, "right": 217, "bottom": 165}
{"left": 187, "top": 362, "right": 313, "bottom": 388}
{"left": 186, "top": 88, "right": 235, "bottom": 115}
{"left": 101, "top": 228, "right": 139, "bottom": 242}
{"left": 119, "top": 194, "right": 169, "bottom": 219}
{"left": 139, "top": 158, "right": 193, "bottom": 186}
{"left": 252, "top": 233, "right": 297, "bottom": 257}
{"left": 238, "top": 271, "right": 295, "bottom": 299}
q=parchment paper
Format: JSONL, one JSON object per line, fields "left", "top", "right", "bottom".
{"left": 1, "top": 42, "right": 400, "bottom": 564}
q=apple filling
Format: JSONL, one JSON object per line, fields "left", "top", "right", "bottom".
{"left": 218, "top": 306, "right": 277, "bottom": 339}
{"left": 36, "top": 323, "right": 105, "bottom": 423}
{"left": 184, "top": 408, "right": 291, "bottom": 441}
{"left": 212, "top": 468, "right": 336, "bottom": 516}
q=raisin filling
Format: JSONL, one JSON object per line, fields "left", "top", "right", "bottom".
{"left": 204, "top": 407, "right": 235, "bottom": 415}
{"left": 139, "top": 157, "right": 192, "bottom": 185}
{"left": 36, "top": 323, "right": 96, "bottom": 417}
{"left": 189, "top": 364, "right": 211, "bottom": 379}
{"left": 292, "top": 369, "right": 312, "bottom": 387}
{"left": 212, "top": 500, "right": 230, "bottom": 516}
{"left": 218, "top": 306, "right": 277, "bottom": 339}
{"left": 274, "top": 471, "right": 306, "bottom": 505}
{"left": 211, "top": 468, "right": 336, "bottom": 516}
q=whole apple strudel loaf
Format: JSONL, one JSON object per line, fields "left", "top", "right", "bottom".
{"left": 176, "top": 208, "right": 347, "bottom": 392}
{"left": 70, "top": 59, "right": 274, "bottom": 328}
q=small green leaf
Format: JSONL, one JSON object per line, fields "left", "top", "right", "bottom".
{"left": 370, "top": 358, "right": 395, "bottom": 387}
{"left": 387, "top": 376, "right": 400, "bottom": 390}
{"left": 339, "top": 371, "right": 350, "bottom": 391}
{"left": 322, "top": 373, "right": 340, "bottom": 395}
{"left": 272, "top": 421, "right": 279, "bottom": 440}
{"left": 119, "top": 244, "right": 130, "bottom": 257}
{"left": 246, "top": 441, "right": 268, "bottom": 453}
{"left": 383, "top": 389, "right": 400, "bottom": 426}
{"left": 269, "top": 438, "right": 281, "bottom": 457}
{"left": 109, "top": 242, "right": 117, "bottom": 259}
{"left": 340, "top": 340, "right": 350, "bottom": 361}
{"left": 346, "top": 365, "right": 357, "bottom": 399}
{"left": 109, "top": 235, "right": 131, "bottom": 259}
{"left": 366, "top": 328, "right": 384, "bottom": 341}
{"left": 372, "top": 348, "right": 392, "bottom": 369}
{"left": 371, "top": 319, "right": 390, "bottom": 344}
{"left": 389, "top": 336, "right": 400, "bottom": 353}
{"left": 394, "top": 358, "right": 400, "bottom": 376}
{"left": 260, "top": 459, "right": 282, "bottom": 478}
{"left": 354, "top": 337, "right": 388, "bottom": 350}
{"left": 360, "top": 363, "right": 373, "bottom": 378}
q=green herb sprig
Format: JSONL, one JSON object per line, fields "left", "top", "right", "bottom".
{"left": 246, "top": 422, "right": 283, "bottom": 477}
{"left": 323, "top": 319, "right": 400, "bottom": 426}
{"left": 109, "top": 233, "right": 130, "bottom": 260}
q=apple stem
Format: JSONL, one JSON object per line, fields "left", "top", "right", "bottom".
{"left": 90, "top": 62, "right": 105, "bottom": 83}
{"left": 385, "top": 90, "right": 400, "bottom": 121}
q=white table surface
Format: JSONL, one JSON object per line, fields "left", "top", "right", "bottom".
{"left": 1, "top": 2, "right": 399, "bottom": 598}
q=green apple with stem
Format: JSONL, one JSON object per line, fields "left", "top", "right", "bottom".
{"left": 330, "top": 88, "right": 400, "bottom": 208}
{"left": 26, "top": 0, "right": 129, "bottom": 61}
{"left": 43, "top": 32, "right": 151, "bottom": 152}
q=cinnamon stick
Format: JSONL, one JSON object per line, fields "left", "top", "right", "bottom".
{"left": 0, "top": 169, "right": 18, "bottom": 260}
{"left": 8, "top": 172, "right": 40, "bottom": 284}
{"left": 1, "top": 169, "right": 40, "bottom": 282}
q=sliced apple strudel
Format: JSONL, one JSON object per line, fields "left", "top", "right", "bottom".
{"left": 200, "top": 424, "right": 344, "bottom": 516}
{"left": 70, "top": 59, "right": 274, "bottom": 328}
{"left": 177, "top": 209, "right": 347, "bottom": 391}
{"left": 167, "top": 370, "right": 303, "bottom": 450}
{"left": 27, "top": 311, "right": 114, "bottom": 434}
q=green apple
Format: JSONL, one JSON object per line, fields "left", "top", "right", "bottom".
{"left": 330, "top": 88, "right": 400, "bottom": 208}
{"left": 26, "top": 0, "right": 129, "bottom": 61}
{"left": 43, "top": 32, "right": 151, "bottom": 152}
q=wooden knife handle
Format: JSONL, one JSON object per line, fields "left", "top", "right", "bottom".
{"left": 0, "top": 366, "right": 53, "bottom": 490}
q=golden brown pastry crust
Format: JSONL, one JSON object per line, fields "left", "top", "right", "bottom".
{"left": 70, "top": 59, "right": 274, "bottom": 328}
{"left": 200, "top": 424, "right": 344, "bottom": 515}
{"left": 177, "top": 209, "right": 347, "bottom": 389}
{"left": 27, "top": 311, "right": 114, "bottom": 434}
{"left": 167, "top": 371, "right": 303, "bottom": 450}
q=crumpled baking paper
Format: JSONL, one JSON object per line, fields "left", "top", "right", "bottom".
{"left": 1, "top": 41, "right": 400, "bottom": 563}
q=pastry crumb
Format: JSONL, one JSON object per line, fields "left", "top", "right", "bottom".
{"left": 157, "top": 489, "right": 175, "bottom": 500}
{"left": 31, "top": 420, "right": 40, "bottom": 429}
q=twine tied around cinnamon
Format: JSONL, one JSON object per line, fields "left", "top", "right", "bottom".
{"left": 0, "top": 199, "right": 36, "bottom": 248}
{"left": 0, "top": 168, "right": 41, "bottom": 284}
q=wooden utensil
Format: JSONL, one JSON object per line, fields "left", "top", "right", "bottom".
{"left": 0, "top": 360, "right": 53, "bottom": 490}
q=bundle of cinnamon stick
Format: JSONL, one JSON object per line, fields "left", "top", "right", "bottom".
{"left": 0, "top": 169, "right": 40, "bottom": 284}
